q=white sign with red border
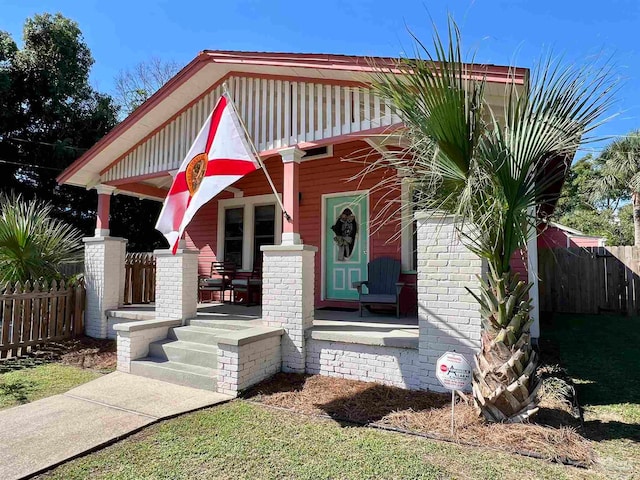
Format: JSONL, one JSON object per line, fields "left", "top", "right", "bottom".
{"left": 436, "top": 352, "right": 472, "bottom": 390}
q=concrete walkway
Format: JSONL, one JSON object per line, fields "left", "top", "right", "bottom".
{"left": 0, "top": 372, "right": 232, "bottom": 480}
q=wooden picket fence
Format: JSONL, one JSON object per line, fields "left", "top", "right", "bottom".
{"left": 539, "top": 246, "right": 640, "bottom": 315}
{"left": 124, "top": 253, "right": 156, "bottom": 305}
{"left": 0, "top": 279, "right": 86, "bottom": 359}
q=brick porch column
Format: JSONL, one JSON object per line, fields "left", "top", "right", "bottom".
{"left": 154, "top": 242, "right": 199, "bottom": 321}
{"left": 261, "top": 244, "right": 316, "bottom": 372}
{"left": 415, "top": 213, "right": 483, "bottom": 391}
{"left": 83, "top": 185, "right": 126, "bottom": 338}
{"left": 279, "top": 146, "right": 304, "bottom": 245}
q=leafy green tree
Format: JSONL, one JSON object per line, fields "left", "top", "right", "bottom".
{"left": 554, "top": 153, "right": 634, "bottom": 245}
{"left": 370, "top": 21, "right": 612, "bottom": 422}
{"left": 0, "top": 13, "right": 119, "bottom": 234}
{"left": 594, "top": 131, "right": 640, "bottom": 246}
{"left": 0, "top": 194, "right": 83, "bottom": 283}
{"left": 0, "top": 13, "right": 164, "bottom": 252}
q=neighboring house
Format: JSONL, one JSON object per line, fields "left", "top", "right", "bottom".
{"left": 58, "top": 51, "right": 538, "bottom": 396}
{"left": 510, "top": 222, "right": 606, "bottom": 281}
{"left": 539, "top": 222, "right": 606, "bottom": 248}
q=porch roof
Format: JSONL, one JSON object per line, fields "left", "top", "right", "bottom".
{"left": 57, "top": 50, "right": 528, "bottom": 199}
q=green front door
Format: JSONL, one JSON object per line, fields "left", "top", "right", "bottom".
{"left": 325, "top": 193, "right": 368, "bottom": 300}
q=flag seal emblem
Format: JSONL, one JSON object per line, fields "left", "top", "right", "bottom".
{"left": 185, "top": 153, "right": 207, "bottom": 196}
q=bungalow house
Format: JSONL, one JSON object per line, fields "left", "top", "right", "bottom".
{"left": 58, "top": 51, "right": 539, "bottom": 396}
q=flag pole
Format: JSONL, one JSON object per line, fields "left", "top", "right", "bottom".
{"left": 222, "top": 83, "right": 292, "bottom": 223}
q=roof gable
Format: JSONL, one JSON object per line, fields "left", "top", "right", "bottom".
{"left": 58, "top": 50, "right": 528, "bottom": 189}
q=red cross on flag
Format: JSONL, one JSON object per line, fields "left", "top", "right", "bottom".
{"left": 156, "top": 95, "right": 260, "bottom": 253}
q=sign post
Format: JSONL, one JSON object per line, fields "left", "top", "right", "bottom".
{"left": 435, "top": 351, "right": 472, "bottom": 436}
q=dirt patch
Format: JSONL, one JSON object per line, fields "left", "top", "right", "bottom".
{"left": 243, "top": 373, "right": 594, "bottom": 466}
{"left": 0, "top": 337, "right": 116, "bottom": 373}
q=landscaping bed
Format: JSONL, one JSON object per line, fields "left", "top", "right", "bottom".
{"left": 0, "top": 336, "right": 116, "bottom": 374}
{"left": 243, "top": 373, "right": 593, "bottom": 467}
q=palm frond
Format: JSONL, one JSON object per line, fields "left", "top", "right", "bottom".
{"left": 368, "top": 18, "right": 615, "bottom": 274}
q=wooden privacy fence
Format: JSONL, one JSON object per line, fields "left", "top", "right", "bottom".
{"left": 124, "top": 253, "right": 156, "bottom": 305}
{"left": 0, "top": 279, "right": 86, "bottom": 359}
{"left": 539, "top": 246, "right": 640, "bottom": 315}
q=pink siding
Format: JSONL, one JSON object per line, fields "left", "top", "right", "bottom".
{"left": 184, "top": 141, "right": 417, "bottom": 312}
{"left": 508, "top": 225, "right": 605, "bottom": 278}
{"left": 538, "top": 225, "right": 604, "bottom": 249}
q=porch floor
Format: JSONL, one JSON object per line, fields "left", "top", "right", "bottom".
{"left": 108, "top": 303, "right": 418, "bottom": 349}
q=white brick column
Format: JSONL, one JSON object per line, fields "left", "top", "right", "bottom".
{"left": 154, "top": 246, "right": 199, "bottom": 321}
{"left": 261, "top": 244, "right": 316, "bottom": 373}
{"left": 83, "top": 236, "right": 127, "bottom": 338}
{"left": 415, "top": 213, "right": 483, "bottom": 392}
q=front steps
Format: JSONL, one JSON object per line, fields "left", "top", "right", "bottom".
{"left": 130, "top": 320, "right": 251, "bottom": 391}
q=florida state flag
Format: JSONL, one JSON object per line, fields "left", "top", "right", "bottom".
{"left": 156, "top": 95, "right": 259, "bottom": 253}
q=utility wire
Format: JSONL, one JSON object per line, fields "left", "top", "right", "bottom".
{"left": 0, "top": 158, "right": 63, "bottom": 172}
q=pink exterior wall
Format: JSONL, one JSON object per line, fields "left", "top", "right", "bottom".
{"left": 538, "top": 225, "right": 604, "bottom": 249}
{"left": 508, "top": 225, "right": 605, "bottom": 278}
{"left": 184, "top": 140, "right": 417, "bottom": 312}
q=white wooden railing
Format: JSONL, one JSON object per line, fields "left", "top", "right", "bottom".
{"left": 101, "top": 75, "right": 401, "bottom": 183}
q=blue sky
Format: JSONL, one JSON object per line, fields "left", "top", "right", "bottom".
{"left": 2, "top": 0, "right": 639, "bottom": 156}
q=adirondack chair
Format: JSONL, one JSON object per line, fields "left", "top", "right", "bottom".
{"left": 199, "top": 261, "right": 237, "bottom": 303}
{"left": 352, "top": 257, "right": 404, "bottom": 318}
{"left": 231, "top": 262, "right": 262, "bottom": 306}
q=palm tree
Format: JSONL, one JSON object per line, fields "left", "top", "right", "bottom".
{"left": 369, "top": 21, "right": 613, "bottom": 422}
{"left": 594, "top": 131, "right": 640, "bottom": 246}
{"left": 0, "top": 194, "right": 83, "bottom": 283}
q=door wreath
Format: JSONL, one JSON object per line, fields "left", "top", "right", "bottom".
{"left": 331, "top": 208, "right": 357, "bottom": 261}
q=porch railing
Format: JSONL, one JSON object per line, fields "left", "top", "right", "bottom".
{"left": 123, "top": 253, "right": 156, "bottom": 305}
{"left": 0, "top": 279, "right": 86, "bottom": 359}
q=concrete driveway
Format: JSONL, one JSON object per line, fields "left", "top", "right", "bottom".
{"left": 0, "top": 372, "right": 231, "bottom": 480}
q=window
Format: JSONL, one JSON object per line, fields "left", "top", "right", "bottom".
{"left": 401, "top": 180, "right": 419, "bottom": 272}
{"left": 253, "top": 205, "right": 275, "bottom": 264}
{"left": 217, "top": 194, "right": 282, "bottom": 271}
{"left": 224, "top": 207, "right": 244, "bottom": 266}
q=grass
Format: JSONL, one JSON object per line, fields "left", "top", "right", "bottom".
{"left": 542, "top": 313, "right": 640, "bottom": 478}
{"left": 0, "top": 363, "right": 102, "bottom": 409}
{"left": 25, "top": 314, "right": 640, "bottom": 479}
{"left": 39, "top": 401, "right": 598, "bottom": 480}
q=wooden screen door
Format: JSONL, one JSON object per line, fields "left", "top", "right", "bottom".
{"left": 324, "top": 193, "right": 368, "bottom": 300}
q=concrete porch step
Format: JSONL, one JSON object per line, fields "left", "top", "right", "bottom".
{"left": 130, "top": 358, "right": 217, "bottom": 391}
{"left": 148, "top": 340, "right": 218, "bottom": 369}
{"left": 168, "top": 326, "right": 230, "bottom": 345}
{"left": 188, "top": 319, "right": 255, "bottom": 330}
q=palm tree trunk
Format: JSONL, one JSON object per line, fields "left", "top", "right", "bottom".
{"left": 633, "top": 192, "right": 640, "bottom": 247}
{"left": 471, "top": 270, "right": 540, "bottom": 423}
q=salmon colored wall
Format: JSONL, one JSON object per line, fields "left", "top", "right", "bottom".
{"left": 184, "top": 155, "right": 284, "bottom": 275}
{"left": 538, "top": 225, "right": 604, "bottom": 248}
{"left": 184, "top": 141, "right": 417, "bottom": 312}
{"left": 507, "top": 225, "right": 605, "bottom": 279}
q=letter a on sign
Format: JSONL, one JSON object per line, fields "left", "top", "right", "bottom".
{"left": 435, "top": 352, "right": 472, "bottom": 390}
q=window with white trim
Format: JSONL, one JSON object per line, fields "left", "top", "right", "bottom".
{"left": 223, "top": 207, "right": 244, "bottom": 266}
{"left": 217, "top": 194, "right": 282, "bottom": 271}
{"left": 401, "top": 180, "right": 418, "bottom": 272}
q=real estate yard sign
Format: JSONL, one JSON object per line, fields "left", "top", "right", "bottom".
{"left": 435, "top": 352, "right": 472, "bottom": 390}
{"left": 435, "top": 351, "right": 472, "bottom": 436}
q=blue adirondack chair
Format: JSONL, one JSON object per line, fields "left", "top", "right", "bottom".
{"left": 352, "top": 257, "right": 404, "bottom": 318}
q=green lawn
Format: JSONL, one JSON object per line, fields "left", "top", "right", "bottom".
{"left": 39, "top": 401, "right": 598, "bottom": 480}
{"left": 542, "top": 314, "right": 640, "bottom": 478}
{"left": 0, "top": 363, "right": 102, "bottom": 409}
